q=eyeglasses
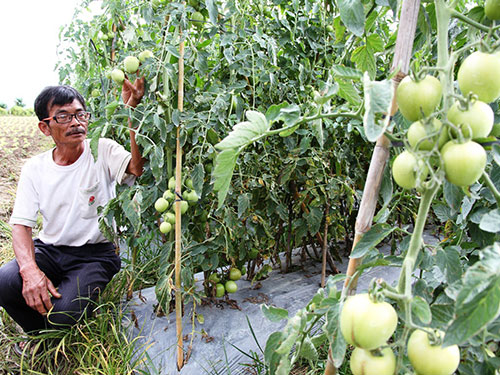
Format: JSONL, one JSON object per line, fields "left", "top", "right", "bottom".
{"left": 43, "top": 111, "right": 91, "bottom": 124}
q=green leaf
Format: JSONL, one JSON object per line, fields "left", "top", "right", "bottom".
{"left": 215, "top": 111, "right": 270, "bottom": 150}
{"left": 410, "top": 296, "right": 432, "bottom": 325}
{"left": 363, "top": 74, "right": 393, "bottom": 142}
{"left": 338, "top": 79, "right": 362, "bottom": 105}
{"left": 366, "top": 33, "right": 384, "bottom": 52}
{"left": 213, "top": 149, "right": 238, "bottom": 208}
{"left": 262, "top": 305, "right": 289, "bottom": 322}
{"left": 493, "top": 144, "right": 500, "bottom": 166}
{"left": 350, "top": 223, "right": 395, "bottom": 258}
{"left": 298, "top": 336, "right": 318, "bottom": 361}
{"left": 237, "top": 193, "right": 251, "bottom": 218}
{"left": 436, "top": 247, "right": 462, "bottom": 284}
{"left": 306, "top": 206, "right": 323, "bottom": 235}
{"left": 338, "top": 0, "right": 365, "bottom": 37}
{"left": 323, "top": 303, "right": 347, "bottom": 367}
{"left": 279, "top": 104, "right": 301, "bottom": 126}
{"left": 444, "top": 244, "right": 500, "bottom": 346}
{"left": 205, "top": 0, "right": 219, "bottom": 25}
{"left": 266, "top": 102, "right": 290, "bottom": 123}
{"left": 192, "top": 163, "right": 205, "bottom": 195}
{"left": 352, "top": 45, "right": 376, "bottom": 79}
{"left": 331, "top": 64, "right": 363, "bottom": 79}
{"left": 264, "top": 331, "right": 284, "bottom": 375}
{"left": 479, "top": 208, "right": 500, "bottom": 233}
{"left": 312, "top": 119, "right": 324, "bottom": 148}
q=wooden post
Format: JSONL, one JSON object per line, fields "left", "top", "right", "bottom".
{"left": 324, "top": 1, "right": 421, "bottom": 374}
{"left": 175, "top": 31, "right": 185, "bottom": 371}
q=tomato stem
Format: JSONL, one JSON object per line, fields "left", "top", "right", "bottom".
{"left": 482, "top": 171, "right": 500, "bottom": 207}
{"left": 396, "top": 183, "right": 440, "bottom": 295}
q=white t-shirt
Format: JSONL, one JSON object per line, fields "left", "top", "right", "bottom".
{"left": 10, "top": 138, "right": 135, "bottom": 246}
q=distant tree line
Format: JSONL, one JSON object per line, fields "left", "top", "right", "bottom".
{"left": 0, "top": 98, "right": 35, "bottom": 116}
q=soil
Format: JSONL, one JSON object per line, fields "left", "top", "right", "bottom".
{"left": 0, "top": 116, "right": 53, "bottom": 251}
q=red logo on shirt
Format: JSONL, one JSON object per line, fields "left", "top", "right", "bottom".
{"left": 88, "top": 196, "right": 96, "bottom": 206}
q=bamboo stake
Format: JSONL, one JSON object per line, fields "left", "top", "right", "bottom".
{"left": 324, "top": 2, "right": 421, "bottom": 375}
{"left": 175, "top": 31, "right": 185, "bottom": 371}
{"left": 342, "top": 0, "right": 421, "bottom": 295}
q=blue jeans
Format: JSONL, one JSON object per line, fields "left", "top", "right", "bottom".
{"left": 0, "top": 239, "right": 120, "bottom": 333}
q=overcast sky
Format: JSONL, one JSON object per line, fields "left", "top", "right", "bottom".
{"left": 0, "top": 0, "right": 86, "bottom": 108}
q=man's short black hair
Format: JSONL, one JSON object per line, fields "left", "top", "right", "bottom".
{"left": 34, "top": 85, "right": 87, "bottom": 121}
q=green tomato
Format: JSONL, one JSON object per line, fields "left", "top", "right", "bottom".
{"left": 180, "top": 200, "right": 189, "bottom": 214}
{"left": 350, "top": 347, "right": 396, "bottom": 375}
{"left": 91, "top": 88, "right": 101, "bottom": 98}
{"left": 154, "top": 197, "right": 169, "bottom": 213}
{"left": 229, "top": 268, "right": 242, "bottom": 281}
{"left": 138, "top": 49, "right": 154, "bottom": 62}
{"left": 396, "top": 75, "right": 442, "bottom": 121}
{"left": 215, "top": 283, "right": 225, "bottom": 298}
{"left": 159, "top": 221, "right": 172, "bottom": 234}
{"left": 447, "top": 100, "right": 494, "bottom": 139}
{"left": 225, "top": 280, "right": 238, "bottom": 293}
{"left": 163, "top": 190, "right": 175, "bottom": 202}
{"left": 185, "top": 178, "right": 194, "bottom": 190}
{"left": 186, "top": 190, "right": 199, "bottom": 203}
{"left": 458, "top": 51, "right": 500, "bottom": 103}
{"left": 407, "top": 119, "right": 448, "bottom": 150}
{"left": 208, "top": 273, "right": 220, "bottom": 283}
{"left": 191, "top": 11, "right": 205, "bottom": 29}
{"left": 340, "top": 293, "right": 398, "bottom": 350}
{"left": 392, "top": 150, "right": 428, "bottom": 190}
{"left": 441, "top": 140, "right": 487, "bottom": 187}
{"left": 408, "top": 329, "right": 460, "bottom": 375}
{"left": 123, "top": 55, "right": 140, "bottom": 74}
{"left": 248, "top": 248, "right": 259, "bottom": 260}
{"left": 486, "top": 0, "right": 500, "bottom": 20}
{"left": 168, "top": 176, "right": 176, "bottom": 190}
{"left": 110, "top": 68, "right": 125, "bottom": 84}
{"left": 164, "top": 212, "right": 176, "bottom": 225}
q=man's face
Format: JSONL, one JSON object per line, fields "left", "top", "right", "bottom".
{"left": 39, "top": 99, "right": 88, "bottom": 147}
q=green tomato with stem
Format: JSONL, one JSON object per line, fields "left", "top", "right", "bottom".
{"left": 458, "top": 51, "right": 500, "bottom": 103}
{"left": 340, "top": 293, "right": 398, "bottom": 350}
{"left": 447, "top": 100, "right": 494, "bottom": 139}
{"left": 396, "top": 75, "right": 442, "bottom": 121}
{"left": 408, "top": 329, "right": 460, "bottom": 375}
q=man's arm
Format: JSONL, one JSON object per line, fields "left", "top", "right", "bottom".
{"left": 122, "top": 77, "right": 145, "bottom": 177}
{"left": 12, "top": 224, "right": 60, "bottom": 315}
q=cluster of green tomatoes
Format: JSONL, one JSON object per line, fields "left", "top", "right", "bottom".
{"left": 340, "top": 293, "right": 460, "bottom": 375}
{"left": 392, "top": 50, "right": 500, "bottom": 190}
{"left": 206, "top": 267, "right": 245, "bottom": 297}
{"left": 154, "top": 176, "right": 199, "bottom": 234}
{"left": 107, "top": 51, "right": 154, "bottom": 85}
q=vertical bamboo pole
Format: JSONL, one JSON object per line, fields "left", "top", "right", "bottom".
{"left": 324, "top": 2, "right": 421, "bottom": 374}
{"left": 342, "top": 0, "right": 421, "bottom": 295}
{"left": 175, "top": 30, "right": 185, "bottom": 371}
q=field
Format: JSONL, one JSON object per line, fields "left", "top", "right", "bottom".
{"left": 0, "top": 116, "right": 53, "bottom": 259}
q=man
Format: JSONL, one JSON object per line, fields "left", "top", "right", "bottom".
{"left": 0, "top": 77, "right": 145, "bottom": 334}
